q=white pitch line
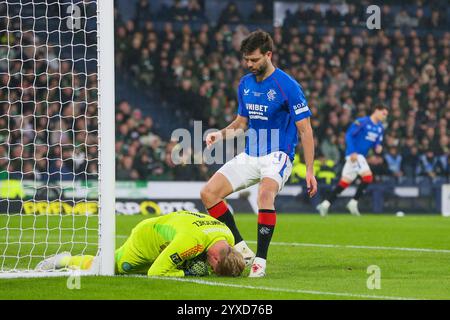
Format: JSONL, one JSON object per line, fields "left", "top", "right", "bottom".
{"left": 150, "top": 276, "right": 420, "bottom": 300}
{"left": 6, "top": 235, "right": 450, "bottom": 254}
{"left": 118, "top": 236, "right": 450, "bottom": 254}
{"left": 245, "top": 241, "right": 450, "bottom": 254}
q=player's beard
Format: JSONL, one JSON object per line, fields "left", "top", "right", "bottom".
{"left": 250, "top": 61, "right": 268, "bottom": 77}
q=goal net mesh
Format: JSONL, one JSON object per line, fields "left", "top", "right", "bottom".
{"left": 0, "top": 0, "right": 100, "bottom": 275}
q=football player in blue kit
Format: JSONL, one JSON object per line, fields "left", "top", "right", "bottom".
{"left": 200, "top": 30, "right": 317, "bottom": 277}
{"left": 316, "top": 104, "right": 388, "bottom": 216}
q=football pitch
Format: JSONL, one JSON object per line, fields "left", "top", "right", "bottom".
{"left": 1, "top": 213, "right": 450, "bottom": 300}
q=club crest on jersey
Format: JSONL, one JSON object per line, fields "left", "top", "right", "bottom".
{"left": 267, "top": 89, "right": 276, "bottom": 101}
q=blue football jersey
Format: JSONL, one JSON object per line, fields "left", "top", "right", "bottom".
{"left": 237, "top": 68, "right": 312, "bottom": 161}
{"left": 345, "top": 116, "right": 384, "bottom": 157}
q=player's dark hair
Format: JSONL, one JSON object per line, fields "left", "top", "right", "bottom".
{"left": 372, "top": 103, "right": 388, "bottom": 113}
{"left": 240, "top": 30, "right": 274, "bottom": 55}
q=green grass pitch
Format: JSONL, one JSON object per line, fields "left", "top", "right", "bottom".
{"left": 1, "top": 213, "right": 450, "bottom": 300}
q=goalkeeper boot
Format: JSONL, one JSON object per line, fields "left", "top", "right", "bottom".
{"left": 234, "top": 240, "right": 255, "bottom": 267}
{"left": 249, "top": 257, "right": 266, "bottom": 278}
{"left": 346, "top": 199, "right": 360, "bottom": 216}
{"left": 35, "top": 251, "right": 71, "bottom": 271}
{"left": 316, "top": 200, "right": 330, "bottom": 217}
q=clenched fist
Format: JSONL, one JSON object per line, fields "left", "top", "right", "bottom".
{"left": 205, "top": 131, "right": 223, "bottom": 148}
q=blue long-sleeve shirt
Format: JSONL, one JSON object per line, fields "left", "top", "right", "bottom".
{"left": 345, "top": 117, "right": 384, "bottom": 157}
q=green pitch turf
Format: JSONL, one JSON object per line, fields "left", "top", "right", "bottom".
{"left": 1, "top": 213, "right": 450, "bottom": 300}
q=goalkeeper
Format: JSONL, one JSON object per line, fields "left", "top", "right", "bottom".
{"left": 36, "top": 211, "right": 245, "bottom": 277}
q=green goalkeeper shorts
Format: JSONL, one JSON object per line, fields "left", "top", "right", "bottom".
{"left": 115, "top": 241, "right": 152, "bottom": 275}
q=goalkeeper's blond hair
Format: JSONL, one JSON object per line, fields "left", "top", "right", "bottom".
{"left": 215, "top": 247, "right": 245, "bottom": 277}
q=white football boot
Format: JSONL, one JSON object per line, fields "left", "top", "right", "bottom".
{"left": 35, "top": 251, "right": 71, "bottom": 271}
{"left": 234, "top": 241, "right": 255, "bottom": 267}
{"left": 346, "top": 199, "right": 361, "bottom": 216}
{"left": 316, "top": 200, "right": 331, "bottom": 217}
{"left": 249, "top": 257, "right": 266, "bottom": 278}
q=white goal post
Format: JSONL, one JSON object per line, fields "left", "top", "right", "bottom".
{"left": 0, "top": 0, "right": 115, "bottom": 278}
{"left": 442, "top": 184, "right": 450, "bottom": 217}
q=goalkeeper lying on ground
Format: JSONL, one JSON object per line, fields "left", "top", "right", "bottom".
{"left": 36, "top": 211, "right": 245, "bottom": 277}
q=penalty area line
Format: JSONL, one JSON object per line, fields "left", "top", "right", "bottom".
{"left": 149, "top": 276, "right": 420, "bottom": 300}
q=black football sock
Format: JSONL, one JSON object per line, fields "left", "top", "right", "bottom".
{"left": 256, "top": 209, "right": 276, "bottom": 260}
{"left": 354, "top": 182, "right": 369, "bottom": 200}
{"left": 327, "top": 184, "right": 346, "bottom": 203}
{"left": 207, "top": 201, "right": 243, "bottom": 243}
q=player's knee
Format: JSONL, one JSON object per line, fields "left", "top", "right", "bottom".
{"left": 338, "top": 179, "right": 351, "bottom": 189}
{"left": 200, "top": 185, "right": 216, "bottom": 203}
{"left": 362, "top": 175, "right": 373, "bottom": 184}
{"left": 258, "top": 189, "right": 276, "bottom": 207}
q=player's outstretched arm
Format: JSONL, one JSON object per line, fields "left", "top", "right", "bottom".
{"left": 205, "top": 115, "right": 248, "bottom": 148}
{"left": 296, "top": 117, "right": 317, "bottom": 197}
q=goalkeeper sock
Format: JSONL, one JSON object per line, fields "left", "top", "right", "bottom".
{"left": 256, "top": 209, "right": 276, "bottom": 260}
{"left": 327, "top": 180, "right": 350, "bottom": 203}
{"left": 61, "top": 255, "right": 94, "bottom": 270}
{"left": 207, "top": 201, "right": 243, "bottom": 243}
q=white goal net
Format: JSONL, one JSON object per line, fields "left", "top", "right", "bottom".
{"left": 0, "top": 0, "right": 115, "bottom": 277}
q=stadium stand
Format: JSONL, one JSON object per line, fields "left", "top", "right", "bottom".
{"left": 1, "top": 0, "right": 449, "bottom": 185}
{"left": 112, "top": 0, "right": 449, "bottom": 183}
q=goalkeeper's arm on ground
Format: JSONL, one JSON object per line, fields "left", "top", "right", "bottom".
{"left": 147, "top": 234, "right": 209, "bottom": 277}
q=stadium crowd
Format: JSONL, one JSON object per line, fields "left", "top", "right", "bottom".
{"left": 113, "top": 0, "right": 449, "bottom": 182}
{"left": 0, "top": 28, "right": 99, "bottom": 183}
{"left": 0, "top": 0, "right": 449, "bottom": 184}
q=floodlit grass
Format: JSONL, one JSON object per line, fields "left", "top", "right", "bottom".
{"left": 1, "top": 213, "right": 449, "bottom": 300}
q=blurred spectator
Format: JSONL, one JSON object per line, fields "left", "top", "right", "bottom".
{"left": 218, "top": 2, "right": 243, "bottom": 26}
{"left": 325, "top": 4, "right": 341, "bottom": 26}
{"left": 187, "top": 0, "right": 205, "bottom": 21}
{"left": 367, "top": 154, "right": 389, "bottom": 179}
{"left": 401, "top": 139, "right": 420, "bottom": 178}
{"left": 344, "top": 4, "right": 359, "bottom": 27}
{"left": 49, "top": 159, "right": 75, "bottom": 182}
{"left": 116, "top": 156, "right": 140, "bottom": 180}
{"left": 395, "top": 9, "right": 416, "bottom": 28}
{"left": 427, "top": 10, "right": 447, "bottom": 29}
{"left": 384, "top": 146, "right": 403, "bottom": 178}
{"left": 416, "top": 150, "right": 446, "bottom": 179}
{"left": 249, "top": 2, "right": 269, "bottom": 24}
{"left": 134, "top": 0, "right": 152, "bottom": 28}
{"left": 381, "top": 5, "right": 394, "bottom": 28}
{"left": 319, "top": 129, "right": 341, "bottom": 164}
{"left": 307, "top": 4, "right": 323, "bottom": 25}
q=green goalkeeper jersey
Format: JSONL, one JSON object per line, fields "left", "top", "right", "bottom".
{"left": 117, "top": 211, "right": 235, "bottom": 277}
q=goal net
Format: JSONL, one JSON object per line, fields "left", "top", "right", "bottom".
{"left": 0, "top": 0, "right": 115, "bottom": 277}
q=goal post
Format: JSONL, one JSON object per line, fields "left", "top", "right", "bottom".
{"left": 97, "top": 0, "right": 115, "bottom": 276}
{"left": 0, "top": 0, "right": 115, "bottom": 278}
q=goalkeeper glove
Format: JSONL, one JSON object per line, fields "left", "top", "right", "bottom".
{"left": 183, "top": 259, "right": 210, "bottom": 277}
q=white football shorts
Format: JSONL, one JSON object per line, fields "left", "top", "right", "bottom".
{"left": 217, "top": 151, "right": 293, "bottom": 192}
{"left": 341, "top": 154, "right": 371, "bottom": 181}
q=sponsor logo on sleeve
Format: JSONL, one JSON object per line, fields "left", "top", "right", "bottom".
{"left": 293, "top": 102, "right": 309, "bottom": 115}
{"left": 170, "top": 253, "right": 183, "bottom": 265}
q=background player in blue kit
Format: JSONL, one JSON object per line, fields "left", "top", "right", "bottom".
{"left": 200, "top": 30, "right": 317, "bottom": 277}
{"left": 316, "top": 104, "right": 389, "bottom": 216}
